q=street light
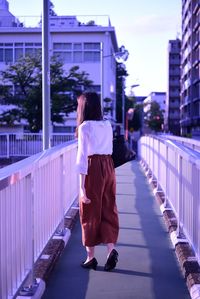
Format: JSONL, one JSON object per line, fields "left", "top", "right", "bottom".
{"left": 100, "top": 44, "right": 129, "bottom": 123}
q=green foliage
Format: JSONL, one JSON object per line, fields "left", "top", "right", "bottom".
{"left": 128, "top": 104, "right": 142, "bottom": 132}
{"left": 0, "top": 54, "right": 92, "bottom": 132}
{"left": 125, "top": 96, "right": 142, "bottom": 132}
{"left": 116, "top": 62, "right": 128, "bottom": 123}
{"left": 49, "top": 1, "right": 57, "bottom": 16}
{"left": 144, "top": 101, "right": 164, "bottom": 132}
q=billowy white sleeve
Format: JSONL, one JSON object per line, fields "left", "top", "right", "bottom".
{"left": 76, "top": 124, "right": 89, "bottom": 175}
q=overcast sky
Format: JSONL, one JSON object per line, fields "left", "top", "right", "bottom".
{"left": 8, "top": 0, "right": 182, "bottom": 96}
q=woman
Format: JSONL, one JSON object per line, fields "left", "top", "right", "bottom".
{"left": 76, "top": 92, "right": 119, "bottom": 271}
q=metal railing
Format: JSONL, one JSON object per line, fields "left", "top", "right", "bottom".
{"left": 158, "top": 134, "right": 200, "bottom": 151}
{"left": 138, "top": 135, "right": 200, "bottom": 264}
{"left": 1, "top": 15, "right": 111, "bottom": 28}
{"left": 0, "top": 140, "right": 78, "bottom": 299}
{"left": 0, "top": 133, "right": 75, "bottom": 158}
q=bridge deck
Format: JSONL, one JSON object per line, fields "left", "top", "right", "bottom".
{"left": 42, "top": 161, "right": 190, "bottom": 299}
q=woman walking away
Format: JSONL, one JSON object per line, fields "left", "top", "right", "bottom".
{"left": 76, "top": 92, "right": 119, "bottom": 271}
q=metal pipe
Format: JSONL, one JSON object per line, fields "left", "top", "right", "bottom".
{"left": 122, "top": 77, "right": 125, "bottom": 134}
{"left": 42, "top": 0, "right": 51, "bottom": 150}
{"left": 100, "top": 42, "right": 104, "bottom": 110}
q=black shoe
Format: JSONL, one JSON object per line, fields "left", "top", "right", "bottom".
{"left": 104, "top": 249, "right": 118, "bottom": 271}
{"left": 81, "top": 258, "right": 98, "bottom": 270}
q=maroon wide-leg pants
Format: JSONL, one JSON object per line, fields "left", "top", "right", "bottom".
{"left": 79, "top": 155, "right": 119, "bottom": 247}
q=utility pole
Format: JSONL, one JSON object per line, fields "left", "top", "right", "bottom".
{"left": 42, "top": 0, "right": 51, "bottom": 150}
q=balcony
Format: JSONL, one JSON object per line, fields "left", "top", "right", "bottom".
{"left": 193, "top": 1, "right": 200, "bottom": 15}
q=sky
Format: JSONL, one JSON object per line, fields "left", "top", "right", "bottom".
{"left": 8, "top": 0, "right": 182, "bottom": 97}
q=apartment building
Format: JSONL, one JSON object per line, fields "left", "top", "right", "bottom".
{"left": 165, "top": 39, "right": 181, "bottom": 135}
{"left": 181, "top": 0, "right": 200, "bottom": 137}
{"left": 0, "top": 0, "right": 119, "bottom": 132}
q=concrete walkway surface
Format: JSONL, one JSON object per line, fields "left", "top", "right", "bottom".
{"left": 42, "top": 161, "right": 190, "bottom": 299}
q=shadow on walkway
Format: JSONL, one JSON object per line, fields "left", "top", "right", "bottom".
{"left": 42, "top": 161, "right": 190, "bottom": 299}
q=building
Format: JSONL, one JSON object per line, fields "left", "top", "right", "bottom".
{"left": 143, "top": 92, "right": 166, "bottom": 113}
{"left": 165, "top": 39, "right": 181, "bottom": 135}
{"left": 181, "top": 0, "right": 200, "bottom": 137}
{"left": 0, "top": 0, "right": 119, "bottom": 132}
{"left": 143, "top": 92, "right": 166, "bottom": 133}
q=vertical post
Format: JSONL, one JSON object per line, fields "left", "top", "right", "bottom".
{"left": 100, "top": 42, "right": 104, "bottom": 111}
{"left": 122, "top": 77, "right": 125, "bottom": 134}
{"left": 6, "top": 134, "right": 9, "bottom": 158}
{"left": 42, "top": 0, "right": 51, "bottom": 150}
{"left": 177, "top": 154, "right": 182, "bottom": 237}
{"left": 164, "top": 146, "right": 168, "bottom": 208}
{"left": 60, "top": 154, "right": 65, "bottom": 233}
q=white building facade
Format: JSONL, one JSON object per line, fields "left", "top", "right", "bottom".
{"left": 143, "top": 92, "right": 166, "bottom": 113}
{"left": 0, "top": 1, "right": 119, "bottom": 132}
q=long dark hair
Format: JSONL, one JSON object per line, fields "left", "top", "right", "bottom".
{"left": 76, "top": 92, "right": 103, "bottom": 128}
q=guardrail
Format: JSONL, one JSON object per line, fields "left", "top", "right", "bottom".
{"left": 158, "top": 134, "right": 200, "bottom": 152}
{"left": 0, "top": 133, "right": 75, "bottom": 158}
{"left": 0, "top": 140, "right": 78, "bottom": 299}
{"left": 138, "top": 135, "right": 200, "bottom": 264}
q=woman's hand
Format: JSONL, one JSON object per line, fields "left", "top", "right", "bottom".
{"left": 80, "top": 188, "right": 91, "bottom": 204}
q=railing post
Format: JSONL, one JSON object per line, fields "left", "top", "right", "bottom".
{"left": 18, "top": 173, "right": 39, "bottom": 297}
{"left": 59, "top": 154, "right": 65, "bottom": 233}
{"left": 149, "top": 138, "right": 154, "bottom": 183}
{"left": 164, "top": 146, "right": 169, "bottom": 208}
{"left": 6, "top": 134, "right": 10, "bottom": 158}
{"left": 177, "top": 154, "right": 182, "bottom": 238}
{"left": 54, "top": 154, "right": 71, "bottom": 244}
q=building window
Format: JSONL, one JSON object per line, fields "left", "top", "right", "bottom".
{"left": 52, "top": 42, "right": 101, "bottom": 63}
{"left": 5, "top": 48, "right": 13, "bottom": 63}
{"left": 74, "top": 43, "right": 82, "bottom": 50}
{"left": 73, "top": 43, "right": 82, "bottom": 62}
{"left": 73, "top": 51, "right": 82, "bottom": 62}
{"left": 54, "top": 51, "right": 72, "bottom": 63}
{"left": 53, "top": 43, "right": 72, "bottom": 63}
{"left": 53, "top": 43, "right": 72, "bottom": 50}
{"left": 0, "top": 48, "right": 3, "bottom": 62}
{"left": 25, "top": 48, "right": 34, "bottom": 57}
{"left": 25, "top": 43, "right": 42, "bottom": 58}
{"left": 84, "top": 43, "right": 100, "bottom": 50}
{"left": 0, "top": 42, "right": 42, "bottom": 63}
{"left": 84, "top": 51, "right": 100, "bottom": 62}
{"left": 15, "top": 48, "right": 23, "bottom": 61}
{"left": 83, "top": 43, "right": 100, "bottom": 62}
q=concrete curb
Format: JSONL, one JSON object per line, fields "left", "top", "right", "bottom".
{"left": 140, "top": 160, "right": 200, "bottom": 299}
{"left": 17, "top": 199, "right": 79, "bottom": 299}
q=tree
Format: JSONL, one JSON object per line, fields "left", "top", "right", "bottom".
{"left": 49, "top": 1, "right": 57, "bottom": 16}
{"left": 0, "top": 55, "right": 92, "bottom": 132}
{"left": 144, "top": 101, "right": 164, "bottom": 132}
{"left": 126, "top": 96, "right": 143, "bottom": 132}
{"left": 116, "top": 62, "right": 128, "bottom": 123}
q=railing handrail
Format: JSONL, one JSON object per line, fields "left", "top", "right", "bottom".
{"left": 0, "top": 140, "right": 78, "bottom": 299}
{"left": 0, "top": 133, "right": 76, "bottom": 159}
{"left": 0, "top": 139, "right": 76, "bottom": 181}
{"left": 138, "top": 134, "right": 200, "bottom": 266}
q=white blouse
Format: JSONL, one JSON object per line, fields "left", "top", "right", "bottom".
{"left": 76, "top": 120, "right": 113, "bottom": 175}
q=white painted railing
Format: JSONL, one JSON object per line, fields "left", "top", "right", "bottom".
{"left": 0, "top": 133, "right": 75, "bottom": 158}
{"left": 138, "top": 135, "right": 200, "bottom": 264}
{"left": 0, "top": 140, "right": 78, "bottom": 299}
{"left": 158, "top": 134, "right": 200, "bottom": 152}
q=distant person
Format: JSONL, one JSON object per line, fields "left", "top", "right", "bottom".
{"left": 76, "top": 92, "right": 119, "bottom": 271}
